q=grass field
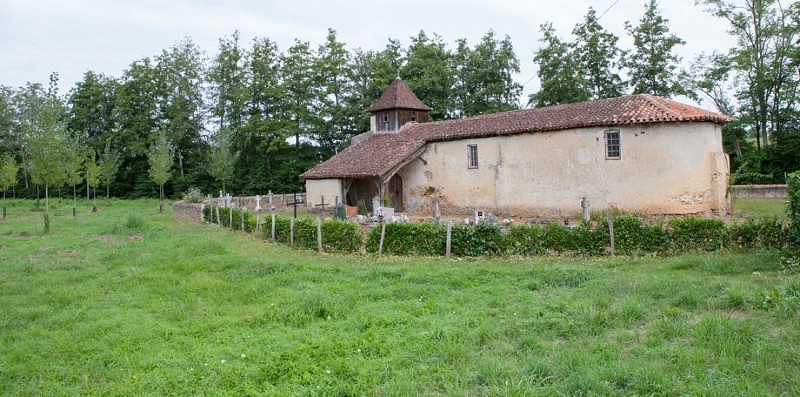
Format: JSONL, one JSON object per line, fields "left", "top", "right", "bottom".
{"left": 1, "top": 199, "right": 799, "bottom": 395}
{"left": 732, "top": 196, "right": 789, "bottom": 220}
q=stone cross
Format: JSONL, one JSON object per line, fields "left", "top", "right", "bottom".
{"left": 224, "top": 193, "right": 232, "bottom": 208}
{"left": 581, "top": 197, "right": 591, "bottom": 222}
{"left": 218, "top": 190, "right": 224, "bottom": 206}
{"left": 254, "top": 195, "right": 262, "bottom": 212}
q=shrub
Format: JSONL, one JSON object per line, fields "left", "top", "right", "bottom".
{"left": 506, "top": 224, "right": 547, "bottom": 256}
{"left": 728, "top": 217, "right": 789, "bottom": 251}
{"left": 789, "top": 171, "right": 800, "bottom": 245}
{"left": 321, "top": 220, "right": 362, "bottom": 253}
{"left": 450, "top": 222, "right": 505, "bottom": 257}
{"left": 598, "top": 214, "right": 670, "bottom": 255}
{"left": 366, "top": 222, "right": 445, "bottom": 256}
{"left": 668, "top": 217, "right": 728, "bottom": 252}
{"left": 182, "top": 187, "right": 204, "bottom": 204}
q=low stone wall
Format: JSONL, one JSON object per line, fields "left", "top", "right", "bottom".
{"left": 173, "top": 201, "right": 205, "bottom": 222}
{"left": 205, "top": 193, "right": 307, "bottom": 212}
{"left": 730, "top": 184, "right": 788, "bottom": 198}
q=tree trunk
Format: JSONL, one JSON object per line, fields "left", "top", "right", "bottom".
{"left": 159, "top": 184, "right": 164, "bottom": 213}
{"left": 92, "top": 187, "right": 98, "bottom": 213}
{"left": 72, "top": 185, "right": 77, "bottom": 217}
{"left": 44, "top": 184, "right": 50, "bottom": 234}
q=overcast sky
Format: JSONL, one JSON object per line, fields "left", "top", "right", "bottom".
{"left": 0, "top": 0, "right": 736, "bottom": 107}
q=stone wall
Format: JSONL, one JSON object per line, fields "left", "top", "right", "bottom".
{"left": 730, "top": 184, "right": 788, "bottom": 198}
{"left": 173, "top": 201, "right": 204, "bottom": 222}
{"left": 205, "top": 193, "right": 308, "bottom": 212}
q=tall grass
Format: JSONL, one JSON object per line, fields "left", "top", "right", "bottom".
{"left": 0, "top": 199, "right": 798, "bottom": 395}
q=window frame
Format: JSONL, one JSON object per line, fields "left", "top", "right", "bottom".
{"left": 467, "top": 144, "right": 479, "bottom": 169}
{"left": 604, "top": 129, "right": 621, "bottom": 160}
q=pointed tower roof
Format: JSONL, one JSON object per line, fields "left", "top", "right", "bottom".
{"left": 367, "top": 77, "right": 432, "bottom": 112}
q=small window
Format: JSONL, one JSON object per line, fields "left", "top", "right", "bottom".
{"left": 467, "top": 144, "right": 478, "bottom": 169}
{"left": 411, "top": 112, "right": 417, "bottom": 122}
{"left": 605, "top": 129, "right": 621, "bottom": 159}
{"left": 383, "top": 112, "right": 389, "bottom": 122}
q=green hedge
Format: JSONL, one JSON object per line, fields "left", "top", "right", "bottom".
{"left": 261, "top": 215, "right": 361, "bottom": 253}
{"left": 202, "top": 206, "right": 792, "bottom": 257}
{"left": 668, "top": 217, "right": 728, "bottom": 252}
{"left": 366, "top": 222, "right": 446, "bottom": 256}
{"left": 789, "top": 171, "right": 800, "bottom": 245}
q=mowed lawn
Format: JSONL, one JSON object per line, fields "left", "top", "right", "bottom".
{"left": 1, "top": 199, "right": 799, "bottom": 396}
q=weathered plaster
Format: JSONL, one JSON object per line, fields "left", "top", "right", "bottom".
{"left": 305, "top": 179, "right": 342, "bottom": 208}
{"left": 399, "top": 122, "right": 728, "bottom": 216}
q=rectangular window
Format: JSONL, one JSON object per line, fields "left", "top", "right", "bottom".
{"left": 467, "top": 144, "right": 478, "bottom": 169}
{"left": 605, "top": 129, "right": 621, "bottom": 159}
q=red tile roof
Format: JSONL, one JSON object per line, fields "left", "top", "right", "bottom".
{"left": 302, "top": 94, "right": 732, "bottom": 180}
{"left": 366, "top": 77, "right": 432, "bottom": 112}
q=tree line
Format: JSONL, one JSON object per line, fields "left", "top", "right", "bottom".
{"left": 1, "top": 0, "right": 798, "bottom": 211}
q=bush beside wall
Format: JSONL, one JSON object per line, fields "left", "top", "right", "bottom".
{"left": 788, "top": 172, "right": 800, "bottom": 245}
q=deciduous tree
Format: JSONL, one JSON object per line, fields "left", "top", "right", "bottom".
{"left": 572, "top": 8, "right": 626, "bottom": 99}
{"left": 529, "top": 23, "right": 590, "bottom": 107}
{"left": 625, "top": 0, "right": 686, "bottom": 97}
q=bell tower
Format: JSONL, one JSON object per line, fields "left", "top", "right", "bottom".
{"left": 367, "top": 77, "right": 431, "bottom": 132}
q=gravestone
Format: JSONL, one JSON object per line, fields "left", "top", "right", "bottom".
{"left": 217, "top": 190, "right": 224, "bottom": 206}
{"left": 268, "top": 190, "right": 275, "bottom": 211}
{"left": 372, "top": 196, "right": 381, "bottom": 214}
{"left": 224, "top": 194, "right": 232, "bottom": 208}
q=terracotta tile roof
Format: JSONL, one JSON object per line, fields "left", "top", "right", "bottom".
{"left": 366, "top": 77, "right": 432, "bottom": 112}
{"left": 302, "top": 94, "right": 732, "bottom": 180}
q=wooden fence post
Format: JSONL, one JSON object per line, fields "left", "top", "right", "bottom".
{"left": 446, "top": 221, "right": 452, "bottom": 258}
{"left": 378, "top": 223, "right": 386, "bottom": 257}
{"left": 271, "top": 214, "right": 276, "bottom": 241}
{"left": 241, "top": 209, "right": 245, "bottom": 232}
{"left": 290, "top": 218, "right": 295, "bottom": 246}
{"left": 216, "top": 204, "right": 221, "bottom": 226}
{"left": 317, "top": 217, "right": 323, "bottom": 253}
{"left": 607, "top": 210, "right": 615, "bottom": 257}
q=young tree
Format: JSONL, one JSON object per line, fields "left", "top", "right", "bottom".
{"left": 85, "top": 152, "right": 101, "bottom": 212}
{"left": 0, "top": 154, "right": 18, "bottom": 199}
{"left": 25, "top": 73, "right": 69, "bottom": 233}
{"left": 208, "top": 128, "right": 238, "bottom": 195}
{"left": 625, "top": 0, "right": 686, "bottom": 97}
{"left": 62, "top": 137, "right": 86, "bottom": 217}
{"left": 572, "top": 8, "right": 626, "bottom": 99}
{"left": 529, "top": 23, "right": 590, "bottom": 107}
{"left": 148, "top": 132, "right": 174, "bottom": 213}
{"left": 99, "top": 141, "right": 121, "bottom": 198}
{"left": 0, "top": 154, "right": 18, "bottom": 219}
